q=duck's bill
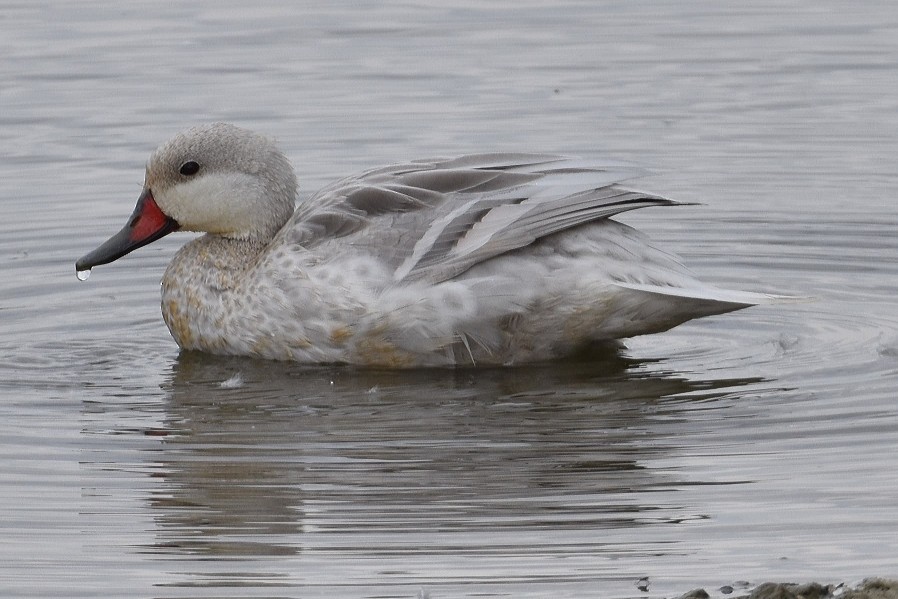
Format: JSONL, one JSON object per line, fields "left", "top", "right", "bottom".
{"left": 75, "top": 188, "right": 179, "bottom": 272}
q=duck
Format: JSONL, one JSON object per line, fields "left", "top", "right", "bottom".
{"left": 76, "top": 123, "right": 773, "bottom": 367}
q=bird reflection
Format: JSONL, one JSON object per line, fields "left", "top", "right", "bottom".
{"left": 147, "top": 349, "right": 759, "bottom": 564}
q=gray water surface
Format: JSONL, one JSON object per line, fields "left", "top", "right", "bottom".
{"left": 2, "top": 1, "right": 898, "bottom": 597}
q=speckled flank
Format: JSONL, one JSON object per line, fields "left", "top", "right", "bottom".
{"left": 162, "top": 298, "right": 192, "bottom": 348}
{"left": 88, "top": 123, "right": 770, "bottom": 366}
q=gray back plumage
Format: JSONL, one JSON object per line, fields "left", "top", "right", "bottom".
{"left": 281, "top": 153, "right": 677, "bottom": 284}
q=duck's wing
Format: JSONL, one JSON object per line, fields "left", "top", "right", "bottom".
{"left": 284, "top": 153, "right": 679, "bottom": 284}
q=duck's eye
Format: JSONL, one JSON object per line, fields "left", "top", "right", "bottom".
{"left": 179, "top": 161, "right": 200, "bottom": 176}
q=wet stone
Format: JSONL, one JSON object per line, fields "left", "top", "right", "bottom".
{"left": 748, "top": 582, "right": 832, "bottom": 599}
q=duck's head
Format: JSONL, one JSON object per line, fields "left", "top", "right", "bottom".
{"left": 76, "top": 123, "right": 298, "bottom": 275}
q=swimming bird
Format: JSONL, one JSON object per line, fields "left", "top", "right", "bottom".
{"left": 76, "top": 123, "right": 771, "bottom": 367}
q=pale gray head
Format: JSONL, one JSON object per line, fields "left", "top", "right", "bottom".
{"left": 148, "top": 122, "right": 298, "bottom": 240}
{"left": 75, "top": 123, "right": 298, "bottom": 274}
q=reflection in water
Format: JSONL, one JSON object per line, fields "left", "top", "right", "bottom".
{"left": 146, "top": 351, "right": 760, "bottom": 590}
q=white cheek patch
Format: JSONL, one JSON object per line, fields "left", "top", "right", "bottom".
{"left": 156, "top": 172, "right": 265, "bottom": 236}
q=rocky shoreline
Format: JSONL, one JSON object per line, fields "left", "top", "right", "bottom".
{"left": 675, "top": 579, "right": 898, "bottom": 599}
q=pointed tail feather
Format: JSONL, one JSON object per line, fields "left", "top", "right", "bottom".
{"left": 608, "top": 282, "right": 799, "bottom": 338}
{"left": 615, "top": 281, "right": 789, "bottom": 310}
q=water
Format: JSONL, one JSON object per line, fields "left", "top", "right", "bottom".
{"left": 2, "top": 1, "right": 898, "bottom": 597}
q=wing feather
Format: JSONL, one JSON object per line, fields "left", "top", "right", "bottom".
{"left": 282, "top": 154, "right": 679, "bottom": 284}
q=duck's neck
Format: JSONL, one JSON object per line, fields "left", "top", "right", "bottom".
{"left": 172, "top": 234, "right": 268, "bottom": 286}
